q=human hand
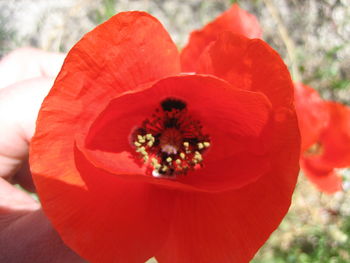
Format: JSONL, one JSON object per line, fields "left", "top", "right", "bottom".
{"left": 0, "top": 48, "right": 86, "bottom": 263}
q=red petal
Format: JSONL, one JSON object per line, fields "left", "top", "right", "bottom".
{"left": 31, "top": 10, "right": 180, "bottom": 184}
{"left": 301, "top": 158, "right": 342, "bottom": 194}
{"left": 319, "top": 102, "right": 350, "bottom": 167}
{"left": 181, "top": 4, "right": 262, "bottom": 72}
{"left": 197, "top": 32, "right": 294, "bottom": 109}
{"left": 301, "top": 102, "right": 350, "bottom": 193}
{"left": 156, "top": 110, "right": 300, "bottom": 263}
{"left": 33, "top": 145, "right": 176, "bottom": 263}
{"left": 302, "top": 102, "right": 350, "bottom": 168}
{"left": 30, "top": 11, "right": 180, "bottom": 262}
{"left": 294, "top": 83, "right": 329, "bottom": 152}
{"left": 83, "top": 74, "right": 273, "bottom": 192}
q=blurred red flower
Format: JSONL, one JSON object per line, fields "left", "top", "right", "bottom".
{"left": 294, "top": 83, "right": 329, "bottom": 153}
{"left": 181, "top": 4, "right": 262, "bottom": 72}
{"left": 30, "top": 9, "right": 299, "bottom": 263}
{"left": 295, "top": 83, "right": 350, "bottom": 194}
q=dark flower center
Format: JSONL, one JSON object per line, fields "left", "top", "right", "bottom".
{"left": 305, "top": 142, "right": 324, "bottom": 156}
{"left": 132, "top": 98, "right": 210, "bottom": 178}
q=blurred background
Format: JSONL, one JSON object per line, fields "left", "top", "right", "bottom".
{"left": 1, "top": 0, "right": 349, "bottom": 262}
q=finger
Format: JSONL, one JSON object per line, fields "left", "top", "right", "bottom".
{"left": 0, "top": 209, "right": 87, "bottom": 263}
{"left": 0, "top": 77, "right": 54, "bottom": 179}
{"left": 12, "top": 159, "right": 36, "bottom": 193}
{"left": 0, "top": 48, "right": 65, "bottom": 89}
{"left": 0, "top": 177, "right": 39, "bottom": 215}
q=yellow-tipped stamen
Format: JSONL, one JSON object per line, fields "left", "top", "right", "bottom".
{"left": 194, "top": 151, "right": 203, "bottom": 162}
{"left": 132, "top": 98, "right": 211, "bottom": 177}
{"left": 180, "top": 152, "right": 185, "bottom": 159}
{"left": 145, "top": 133, "right": 154, "bottom": 140}
{"left": 203, "top": 142, "right": 210, "bottom": 148}
{"left": 136, "top": 146, "right": 146, "bottom": 153}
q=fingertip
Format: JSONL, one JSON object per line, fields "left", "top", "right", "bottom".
{"left": 0, "top": 77, "right": 54, "bottom": 179}
{"left": 0, "top": 48, "right": 65, "bottom": 89}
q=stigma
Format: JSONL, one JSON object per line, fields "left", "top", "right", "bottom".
{"left": 132, "top": 98, "right": 210, "bottom": 178}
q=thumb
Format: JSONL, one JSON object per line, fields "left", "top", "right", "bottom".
{"left": 0, "top": 77, "right": 54, "bottom": 179}
{"left": 0, "top": 48, "right": 65, "bottom": 89}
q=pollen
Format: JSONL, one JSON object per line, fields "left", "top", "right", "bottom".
{"left": 131, "top": 98, "right": 211, "bottom": 178}
{"left": 193, "top": 151, "right": 203, "bottom": 162}
{"left": 180, "top": 152, "right": 186, "bottom": 159}
{"left": 203, "top": 142, "right": 210, "bottom": 148}
{"left": 197, "top": 142, "right": 204, "bottom": 150}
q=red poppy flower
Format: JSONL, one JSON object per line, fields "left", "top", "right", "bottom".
{"left": 30, "top": 11, "right": 299, "bottom": 263}
{"left": 298, "top": 94, "right": 350, "bottom": 194}
{"left": 181, "top": 4, "right": 262, "bottom": 72}
{"left": 294, "top": 83, "right": 329, "bottom": 153}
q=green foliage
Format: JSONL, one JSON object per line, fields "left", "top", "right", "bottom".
{"left": 252, "top": 216, "right": 350, "bottom": 263}
{"left": 311, "top": 45, "right": 349, "bottom": 92}
{"left": 91, "top": 0, "right": 116, "bottom": 25}
{"left": 0, "top": 12, "right": 17, "bottom": 57}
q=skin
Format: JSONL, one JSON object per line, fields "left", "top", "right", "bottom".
{"left": 0, "top": 48, "right": 86, "bottom": 262}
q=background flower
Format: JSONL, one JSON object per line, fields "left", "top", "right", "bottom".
{"left": 300, "top": 100, "right": 350, "bottom": 194}
{"left": 180, "top": 4, "right": 262, "bottom": 72}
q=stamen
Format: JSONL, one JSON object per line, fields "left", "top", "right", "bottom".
{"left": 180, "top": 152, "right": 185, "bottom": 159}
{"left": 132, "top": 98, "right": 210, "bottom": 178}
{"left": 203, "top": 142, "right": 210, "bottom": 148}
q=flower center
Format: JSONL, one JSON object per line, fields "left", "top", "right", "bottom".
{"left": 305, "top": 142, "right": 324, "bottom": 156}
{"left": 132, "top": 98, "right": 210, "bottom": 178}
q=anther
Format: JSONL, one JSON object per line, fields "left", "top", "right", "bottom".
{"left": 194, "top": 151, "right": 203, "bottom": 162}
{"left": 203, "top": 142, "right": 210, "bottom": 148}
{"left": 136, "top": 146, "right": 146, "bottom": 153}
{"left": 180, "top": 152, "right": 186, "bottom": 159}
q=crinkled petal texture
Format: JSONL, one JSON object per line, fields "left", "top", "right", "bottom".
{"left": 154, "top": 32, "right": 300, "bottom": 263}
{"left": 30, "top": 11, "right": 181, "bottom": 263}
{"left": 294, "top": 83, "right": 329, "bottom": 152}
{"left": 84, "top": 75, "right": 274, "bottom": 192}
{"left": 181, "top": 4, "right": 262, "bottom": 72}
{"left": 301, "top": 102, "right": 350, "bottom": 193}
{"left": 30, "top": 13, "right": 299, "bottom": 263}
